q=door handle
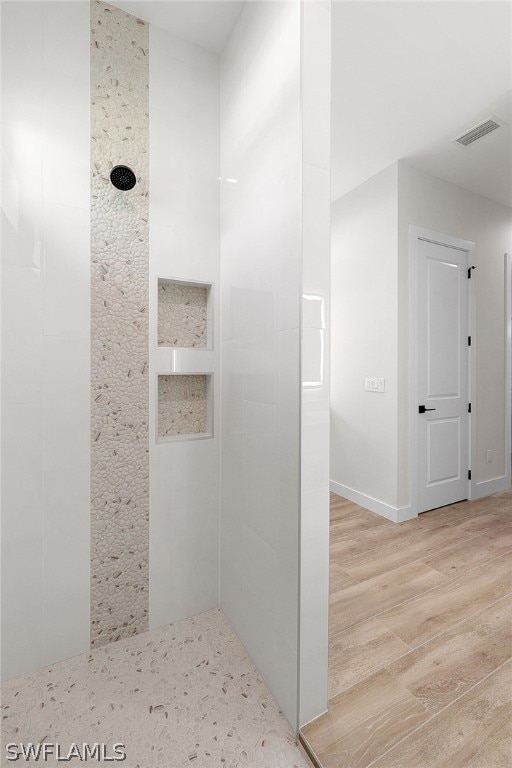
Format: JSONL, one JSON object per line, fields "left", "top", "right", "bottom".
{"left": 418, "top": 405, "right": 437, "bottom": 414}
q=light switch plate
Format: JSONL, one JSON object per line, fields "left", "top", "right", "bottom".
{"left": 365, "top": 377, "right": 385, "bottom": 393}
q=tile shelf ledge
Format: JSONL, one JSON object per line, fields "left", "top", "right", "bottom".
{"left": 157, "top": 431, "right": 214, "bottom": 445}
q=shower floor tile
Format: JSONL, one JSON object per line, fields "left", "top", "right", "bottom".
{"left": 1, "top": 609, "right": 310, "bottom": 768}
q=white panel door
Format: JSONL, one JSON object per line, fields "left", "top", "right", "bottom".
{"left": 417, "top": 237, "right": 469, "bottom": 513}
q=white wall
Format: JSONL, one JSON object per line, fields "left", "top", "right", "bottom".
{"left": 148, "top": 27, "right": 221, "bottom": 628}
{"left": 330, "top": 161, "right": 512, "bottom": 518}
{"left": 330, "top": 164, "right": 400, "bottom": 512}
{"left": 219, "top": 0, "right": 332, "bottom": 730}
{"left": 220, "top": 1, "right": 302, "bottom": 729}
{"left": 299, "top": 0, "right": 331, "bottom": 727}
{"left": 398, "top": 162, "right": 512, "bottom": 502}
{"left": 1, "top": 1, "right": 90, "bottom": 679}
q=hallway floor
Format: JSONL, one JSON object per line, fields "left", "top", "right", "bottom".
{"left": 302, "top": 490, "right": 512, "bottom": 768}
{"left": 1, "top": 609, "right": 310, "bottom": 768}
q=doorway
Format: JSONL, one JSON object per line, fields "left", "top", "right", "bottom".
{"left": 409, "top": 228, "right": 475, "bottom": 514}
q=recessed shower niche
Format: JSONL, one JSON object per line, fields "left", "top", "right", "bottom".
{"left": 157, "top": 374, "right": 213, "bottom": 441}
{"left": 158, "top": 278, "right": 212, "bottom": 349}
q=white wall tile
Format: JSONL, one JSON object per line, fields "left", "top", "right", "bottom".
{"left": 219, "top": 0, "right": 331, "bottom": 728}
{"left": 299, "top": 1, "right": 331, "bottom": 727}
{"left": 151, "top": 175, "right": 220, "bottom": 271}
{"left": 149, "top": 25, "right": 221, "bottom": 630}
{"left": 149, "top": 48, "right": 219, "bottom": 281}
{"left": 41, "top": 3, "right": 90, "bottom": 213}
{"left": 42, "top": 337, "right": 90, "bottom": 470}
{"left": 1, "top": 527, "right": 44, "bottom": 680}
{"left": 2, "top": 0, "right": 91, "bottom": 680}
{"left": 149, "top": 24, "right": 219, "bottom": 78}
{"left": 220, "top": 1, "right": 302, "bottom": 731}
{"left": 43, "top": 203, "right": 90, "bottom": 337}
{"left": 1, "top": 2, "right": 44, "bottom": 682}
{"left": 150, "top": 224, "right": 174, "bottom": 277}
{"left": 1, "top": 175, "right": 43, "bottom": 270}
{"left": 43, "top": 463, "right": 90, "bottom": 604}
{"left": 302, "top": 163, "right": 331, "bottom": 292}
{"left": 1, "top": 404, "right": 44, "bottom": 680}
{"left": 1, "top": 193, "right": 43, "bottom": 270}
{"left": 2, "top": 403, "right": 44, "bottom": 511}
{"left": 151, "top": 442, "right": 219, "bottom": 512}
{"left": 42, "top": 71, "right": 90, "bottom": 210}
{"left": 43, "top": 591, "right": 90, "bottom": 668}
{"left": 156, "top": 58, "right": 219, "bottom": 159}
{"left": 2, "top": 266, "right": 43, "bottom": 403}
{"left": 150, "top": 500, "right": 219, "bottom": 629}
{"left": 299, "top": 644, "right": 329, "bottom": 723}
{"left": 1, "top": 2, "right": 43, "bottom": 270}
{"left": 1, "top": 122, "right": 43, "bottom": 269}
{"left": 301, "top": 0, "right": 331, "bottom": 170}
{"left": 1, "top": 1, "right": 43, "bottom": 99}
{"left": 42, "top": 1, "right": 90, "bottom": 84}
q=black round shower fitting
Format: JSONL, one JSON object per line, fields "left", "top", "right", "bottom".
{"left": 110, "top": 165, "right": 137, "bottom": 191}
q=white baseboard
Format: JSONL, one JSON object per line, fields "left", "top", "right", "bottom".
{"left": 396, "top": 505, "right": 417, "bottom": 523}
{"left": 330, "top": 480, "right": 416, "bottom": 523}
{"left": 471, "top": 474, "right": 511, "bottom": 500}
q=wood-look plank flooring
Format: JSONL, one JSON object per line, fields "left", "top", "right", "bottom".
{"left": 302, "top": 490, "right": 512, "bottom": 768}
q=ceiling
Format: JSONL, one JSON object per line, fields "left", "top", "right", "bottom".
{"left": 111, "top": 0, "right": 244, "bottom": 53}
{"left": 331, "top": 1, "right": 512, "bottom": 206}
{"left": 110, "top": 1, "right": 511, "bottom": 207}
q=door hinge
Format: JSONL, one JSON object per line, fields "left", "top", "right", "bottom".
{"left": 468, "top": 403, "right": 472, "bottom": 413}
{"left": 468, "top": 335, "right": 472, "bottom": 346}
{"left": 468, "top": 266, "right": 476, "bottom": 278}
{"left": 468, "top": 470, "right": 472, "bottom": 480}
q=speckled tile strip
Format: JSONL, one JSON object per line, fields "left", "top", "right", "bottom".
{"left": 90, "top": 1, "right": 149, "bottom": 647}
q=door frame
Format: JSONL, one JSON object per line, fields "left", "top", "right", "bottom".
{"left": 408, "top": 226, "right": 476, "bottom": 516}
{"left": 505, "top": 253, "right": 512, "bottom": 485}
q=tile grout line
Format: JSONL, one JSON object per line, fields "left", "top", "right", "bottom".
{"left": 338, "top": 533, "right": 512, "bottom": 596}
{"left": 418, "top": 544, "right": 512, "bottom": 580}
{"left": 363, "top": 657, "right": 512, "bottom": 768}
{"left": 306, "top": 674, "right": 431, "bottom": 755}
{"left": 351, "top": 517, "right": 510, "bottom": 570}
{"left": 332, "top": 515, "right": 507, "bottom": 570}
{"left": 329, "top": 565, "right": 451, "bottom": 638}
{"left": 328, "top": 551, "right": 512, "bottom": 643}
{"left": 383, "top": 590, "right": 512, "bottom": 676}
{"left": 327, "top": 590, "right": 512, "bottom": 707}
{"left": 330, "top": 558, "right": 447, "bottom": 603}
{"left": 330, "top": 520, "right": 476, "bottom": 566}
{"left": 328, "top": 579, "right": 511, "bottom": 649}
{"left": 327, "top": 591, "right": 512, "bottom": 706}
{"left": 374, "top": 551, "right": 512, "bottom": 638}
{"left": 318, "top": 495, "right": 512, "bottom": 762}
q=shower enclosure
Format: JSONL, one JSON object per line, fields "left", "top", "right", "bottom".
{"left": 1, "top": 0, "right": 331, "bottom": 733}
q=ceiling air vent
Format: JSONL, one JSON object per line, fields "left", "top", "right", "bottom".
{"left": 453, "top": 116, "right": 504, "bottom": 147}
